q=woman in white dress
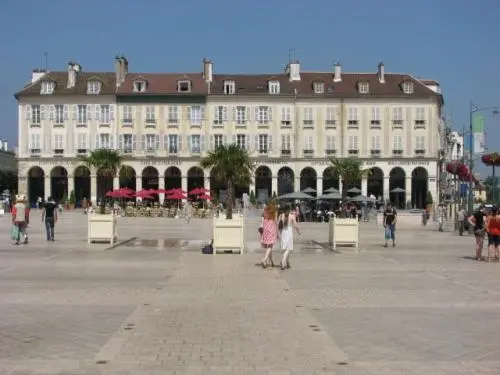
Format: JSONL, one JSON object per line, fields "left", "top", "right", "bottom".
{"left": 278, "top": 208, "right": 301, "bottom": 270}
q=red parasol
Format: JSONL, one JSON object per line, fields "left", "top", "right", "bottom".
{"left": 106, "top": 190, "right": 131, "bottom": 198}
{"left": 198, "top": 194, "right": 212, "bottom": 201}
{"left": 155, "top": 189, "right": 168, "bottom": 194}
{"left": 189, "top": 188, "right": 202, "bottom": 195}
{"left": 135, "top": 190, "right": 155, "bottom": 198}
{"left": 118, "top": 187, "right": 134, "bottom": 196}
{"left": 167, "top": 191, "right": 187, "bottom": 200}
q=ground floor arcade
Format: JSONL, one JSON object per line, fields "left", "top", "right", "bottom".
{"left": 18, "top": 158, "right": 438, "bottom": 209}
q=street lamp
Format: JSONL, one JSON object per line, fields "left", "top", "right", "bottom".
{"left": 467, "top": 102, "right": 499, "bottom": 219}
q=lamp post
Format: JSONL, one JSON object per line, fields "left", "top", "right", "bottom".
{"left": 467, "top": 102, "right": 498, "bottom": 221}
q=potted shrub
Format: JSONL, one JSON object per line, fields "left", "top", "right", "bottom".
{"left": 249, "top": 190, "right": 256, "bottom": 207}
{"left": 69, "top": 190, "right": 76, "bottom": 210}
{"left": 200, "top": 144, "right": 254, "bottom": 254}
{"left": 426, "top": 191, "right": 434, "bottom": 214}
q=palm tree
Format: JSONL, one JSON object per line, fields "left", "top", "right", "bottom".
{"left": 328, "top": 157, "right": 371, "bottom": 200}
{"left": 200, "top": 144, "right": 255, "bottom": 219}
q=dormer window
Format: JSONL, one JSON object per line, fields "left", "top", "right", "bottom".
{"left": 133, "top": 80, "right": 147, "bottom": 93}
{"left": 224, "top": 80, "right": 235, "bottom": 95}
{"left": 177, "top": 80, "right": 192, "bottom": 93}
{"left": 268, "top": 80, "right": 280, "bottom": 94}
{"left": 87, "top": 80, "right": 101, "bottom": 95}
{"left": 402, "top": 81, "right": 414, "bottom": 94}
{"left": 358, "top": 81, "right": 369, "bottom": 94}
{"left": 40, "top": 81, "right": 55, "bottom": 95}
{"left": 313, "top": 81, "right": 324, "bottom": 94}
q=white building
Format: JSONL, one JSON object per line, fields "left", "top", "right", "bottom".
{"left": 15, "top": 57, "right": 444, "bottom": 208}
{"left": 449, "top": 131, "right": 464, "bottom": 161}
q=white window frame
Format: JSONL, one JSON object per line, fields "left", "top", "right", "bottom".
{"left": 304, "top": 136, "right": 314, "bottom": 155}
{"left": 416, "top": 136, "right": 425, "bottom": 150}
{"left": 326, "top": 136, "right": 336, "bottom": 155}
{"left": 177, "top": 80, "right": 191, "bottom": 93}
{"left": 371, "top": 107, "right": 380, "bottom": 123}
{"left": 145, "top": 106, "right": 156, "bottom": 124}
{"left": 77, "top": 104, "right": 87, "bottom": 125}
{"left": 100, "top": 104, "right": 111, "bottom": 124}
{"left": 393, "top": 135, "right": 403, "bottom": 151}
{"left": 303, "top": 107, "right": 314, "bottom": 125}
{"left": 236, "top": 134, "right": 246, "bottom": 149}
{"left": 123, "top": 105, "right": 133, "bottom": 125}
{"left": 281, "top": 107, "right": 292, "bottom": 125}
{"left": 258, "top": 134, "right": 268, "bottom": 153}
{"left": 325, "top": 107, "right": 336, "bottom": 126}
{"left": 268, "top": 81, "right": 280, "bottom": 94}
{"left": 40, "top": 81, "right": 54, "bottom": 95}
{"left": 281, "top": 134, "right": 291, "bottom": 152}
{"left": 415, "top": 107, "right": 425, "bottom": 127}
{"left": 213, "top": 106, "right": 227, "bottom": 125}
{"left": 30, "top": 133, "right": 41, "bottom": 152}
{"left": 122, "top": 134, "right": 133, "bottom": 153}
{"left": 236, "top": 106, "right": 247, "bottom": 125}
{"left": 313, "top": 82, "right": 324, "bottom": 94}
{"left": 348, "top": 107, "right": 358, "bottom": 123}
{"left": 99, "top": 134, "right": 111, "bottom": 149}
{"left": 87, "top": 80, "right": 101, "bottom": 95}
{"left": 54, "top": 104, "right": 64, "bottom": 124}
{"left": 77, "top": 133, "right": 87, "bottom": 152}
{"left": 393, "top": 107, "right": 403, "bottom": 126}
{"left": 31, "top": 104, "right": 41, "bottom": 124}
{"left": 358, "top": 81, "right": 369, "bottom": 94}
{"left": 403, "top": 81, "right": 414, "bottom": 94}
{"left": 145, "top": 134, "right": 157, "bottom": 151}
{"left": 371, "top": 135, "right": 381, "bottom": 150}
{"left": 133, "top": 80, "right": 146, "bottom": 93}
{"left": 224, "top": 80, "right": 235, "bottom": 95}
{"left": 168, "top": 134, "right": 178, "bottom": 153}
{"left": 54, "top": 133, "right": 64, "bottom": 151}
{"left": 348, "top": 136, "right": 359, "bottom": 151}
{"left": 213, "top": 134, "right": 224, "bottom": 149}
{"left": 257, "top": 106, "right": 270, "bottom": 124}
{"left": 189, "top": 106, "right": 203, "bottom": 125}
{"left": 190, "top": 135, "right": 201, "bottom": 153}
{"left": 168, "top": 106, "right": 179, "bottom": 124}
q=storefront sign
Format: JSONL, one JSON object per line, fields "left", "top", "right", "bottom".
{"left": 388, "top": 161, "right": 430, "bottom": 166}
{"left": 266, "top": 159, "right": 289, "bottom": 165}
{"left": 311, "top": 161, "right": 329, "bottom": 166}
{"left": 139, "top": 159, "right": 181, "bottom": 166}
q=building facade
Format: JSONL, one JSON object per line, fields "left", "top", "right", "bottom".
{"left": 15, "top": 57, "right": 444, "bottom": 207}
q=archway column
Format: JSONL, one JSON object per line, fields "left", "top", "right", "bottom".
{"left": 181, "top": 176, "right": 188, "bottom": 193}
{"left": 205, "top": 177, "right": 211, "bottom": 193}
{"left": 44, "top": 176, "right": 51, "bottom": 200}
{"left": 338, "top": 175, "right": 343, "bottom": 197}
{"left": 113, "top": 177, "right": 119, "bottom": 190}
{"left": 361, "top": 176, "right": 368, "bottom": 196}
{"left": 135, "top": 175, "right": 142, "bottom": 192}
{"left": 294, "top": 177, "right": 300, "bottom": 192}
{"left": 316, "top": 176, "right": 323, "bottom": 196}
{"left": 67, "top": 174, "right": 74, "bottom": 197}
{"left": 249, "top": 180, "right": 255, "bottom": 196}
{"left": 383, "top": 177, "right": 390, "bottom": 201}
{"left": 272, "top": 176, "right": 278, "bottom": 196}
{"left": 158, "top": 177, "right": 165, "bottom": 202}
{"left": 91, "top": 174, "right": 97, "bottom": 204}
{"left": 405, "top": 176, "right": 412, "bottom": 208}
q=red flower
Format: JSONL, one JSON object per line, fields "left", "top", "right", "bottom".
{"left": 482, "top": 152, "right": 500, "bottom": 166}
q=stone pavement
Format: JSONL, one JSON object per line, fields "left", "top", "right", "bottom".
{"left": 0, "top": 210, "right": 499, "bottom": 374}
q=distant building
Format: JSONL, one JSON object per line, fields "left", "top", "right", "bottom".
{"left": 0, "top": 140, "right": 18, "bottom": 195}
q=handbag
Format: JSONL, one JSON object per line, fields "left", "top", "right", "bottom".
{"left": 11, "top": 225, "right": 19, "bottom": 240}
{"left": 278, "top": 219, "right": 284, "bottom": 231}
{"left": 258, "top": 227, "right": 263, "bottom": 235}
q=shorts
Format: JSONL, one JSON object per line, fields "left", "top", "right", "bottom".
{"left": 488, "top": 234, "right": 500, "bottom": 246}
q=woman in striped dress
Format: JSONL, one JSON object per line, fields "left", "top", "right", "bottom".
{"left": 258, "top": 203, "right": 278, "bottom": 268}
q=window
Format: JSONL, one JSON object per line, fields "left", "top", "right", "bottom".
{"left": 100, "top": 104, "right": 111, "bottom": 124}
{"left": 313, "top": 82, "right": 324, "bottom": 94}
{"left": 371, "top": 136, "right": 381, "bottom": 155}
{"left": 145, "top": 134, "right": 158, "bottom": 152}
{"left": 416, "top": 136, "right": 425, "bottom": 152}
{"left": 415, "top": 107, "right": 425, "bottom": 127}
{"left": 41, "top": 81, "right": 54, "bottom": 95}
{"left": 235, "top": 106, "right": 247, "bottom": 125}
{"left": 213, "top": 134, "right": 224, "bottom": 149}
{"left": 256, "top": 106, "right": 271, "bottom": 124}
{"left": 303, "top": 107, "right": 313, "bottom": 126}
{"left": 281, "top": 107, "right": 292, "bottom": 126}
{"left": 99, "top": 134, "right": 111, "bottom": 149}
{"left": 29, "top": 133, "right": 41, "bottom": 153}
{"left": 145, "top": 106, "right": 156, "bottom": 125}
{"left": 304, "top": 136, "right": 314, "bottom": 155}
{"left": 177, "top": 80, "right": 191, "bottom": 93}
{"left": 190, "top": 135, "right": 201, "bottom": 153}
{"left": 393, "top": 135, "right": 403, "bottom": 154}
{"left": 54, "top": 105, "right": 65, "bottom": 124}
{"left": 122, "top": 106, "right": 133, "bottom": 125}
{"left": 392, "top": 107, "right": 403, "bottom": 126}
{"left": 133, "top": 80, "right": 146, "bottom": 93}
{"left": 268, "top": 80, "right": 280, "bottom": 94}
{"left": 348, "top": 136, "right": 359, "bottom": 155}
{"left": 77, "top": 104, "right": 88, "bottom": 125}
{"left": 236, "top": 134, "right": 246, "bottom": 149}
{"left": 189, "top": 106, "right": 204, "bottom": 126}
{"left": 371, "top": 107, "right": 381, "bottom": 126}
{"left": 168, "top": 134, "right": 179, "bottom": 154}
{"left": 358, "top": 81, "right": 369, "bottom": 94}
{"left": 326, "top": 136, "right": 336, "bottom": 155}
{"left": 213, "top": 106, "right": 227, "bottom": 125}
{"left": 120, "top": 134, "right": 133, "bottom": 153}
{"left": 54, "top": 134, "right": 64, "bottom": 153}
{"left": 31, "top": 104, "right": 41, "bottom": 124}
{"left": 258, "top": 134, "right": 269, "bottom": 154}
{"left": 403, "top": 81, "right": 414, "bottom": 94}
{"left": 224, "top": 80, "right": 235, "bottom": 95}
{"left": 77, "top": 133, "right": 87, "bottom": 153}
{"left": 281, "top": 134, "right": 291, "bottom": 156}
{"left": 325, "top": 108, "right": 336, "bottom": 127}
{"left": 348, "top": 107, "right": 358, "bottom": 126}
{"left": 87, "top": 80, "right": 101, "bottom": 95}
{"left": 168, "top": 106, "right": 179, "bottom": 124}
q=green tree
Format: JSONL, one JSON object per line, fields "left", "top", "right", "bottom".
{"left": 483, "top": 175, "right": 500, "bottom": 203}
{"left": 426, "top": 191, "right": 433, "bottom": 205}
{"left": 328, "top": 157, "right": 370, "bottom": 200}
{"left": 249, "top": 190, "right": 256, "bottom": 205}
{"left": 69, "top": 190, "right": 76, "bottom": 205}
{"left": 200, "top": 144, "right": 255, "bottom": 219}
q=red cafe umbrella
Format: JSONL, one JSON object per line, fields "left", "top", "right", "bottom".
{"left": 198, "top": 194, "right": 212, "bottom": 201}
{"left": 135, "top": 190, "right": 154, "bottom": 198}
{"left": 167, "top": 191, "right": 187, "bottom": 200}
{"left": 156, "top": 189, "right": 168, "bottom": 194}
{"left": 189, "top": 188, "right": 202, "bottom": 195}
{"left": 118, "top": 187, "right": 134, "bottom": 196}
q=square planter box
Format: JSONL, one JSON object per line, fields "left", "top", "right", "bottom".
{"left": 213, "top": 216, "right": 245, "bottom": 254}
{"left": 88, "top": 213, "right": 117, "bottom": 245}
{"left": 329, "top": 217, "right": 359, "bottom": 250}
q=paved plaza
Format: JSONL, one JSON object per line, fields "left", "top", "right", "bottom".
{"left": 0, "top": 210, "right": 499, "bottom": 374}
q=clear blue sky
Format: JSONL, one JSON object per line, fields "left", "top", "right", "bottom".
{"left": 1, "top": 0, "right": 499, "bottom": 164}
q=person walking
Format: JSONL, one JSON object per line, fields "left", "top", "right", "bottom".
{"left": 258, "top": 203, "right": 278, "bottom": 268}
{"left": 11, "top": 194, "right": 30, "bottom": 245}
{"left": 184, "top": 201, "right": 193, "bottom": 224}
{"left": 383, "top": 203, "right": 397, "bottom": 248}
{"left": 42, "top": 196, "right": 57, "bottom": 241}
{"left": 485, "top": 206, "right": 500, "bottom": 262}
{"left": 468, "top": 205, "right": 486, "bottom": 261}
{"left": 278, "top": 206, "right": 301, "bottom": 270}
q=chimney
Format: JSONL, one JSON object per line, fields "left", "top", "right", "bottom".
{"left": 286, "top": 60, "right": 300, "bottom": 82}
{"left": 3, "top": 141, "right": 8, "bottom": 151}
{"left": 31, "top": 69, "right": 47, "bottom": 83}
{"left": 67, "top": 61, "right": 77, "bottom": 89}
{"left": 115, "top": 56, "right": 122, "bottom": 86}
{"left": 378, "top": 62, "right": 385, "bottom": 83}
{"left": 120, "top": 56, "right": 128, "bottom": 82}
{"left": 202, "top": 58, "right": 213, "bottom": 83}
{"left": 333, "top": 62, "right": 342, "bottom": 82}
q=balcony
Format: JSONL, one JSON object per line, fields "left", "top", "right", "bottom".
{"left": 145, "top": 119, "right": 157, "bottom": 128}
{"left": 370, "top": 149, "right": 381, "bottom": 157}
{"left": 122, "top": 118, "right": 133, "bottom": 127}
{"left": 77, "top": 148, "right": 88, "bottom": 155}
{"left": 145, "top": 147, "right": 158, "bottom": 156}
{"left": 370, "top": 120, "right": 381, "bottom": 129}
{"left": 190, "top": 148, "right": 201, "bottom": 155}
{"left": 235, "top": 120, "right": 248, "bottom": 128}
{"left": 281, "top": 149, "right": 291, "bottom": 157}
{"left": 281, "top": 120, "right": 292, "bottom": 128}
{"left": 348, "top": 149, "right": 359, "bottom": 155}
{"left": 121, "top": 147, "right": 133, "bottom": 155}
{"left": 415, "top": 149, "right": 426, "bottom": 156}
{"left": 347, "top": 120, "right": 358, "bottom": 129}
{"left": 325, "top": 119, "right": 336, "bottom": 129}
{"left": 53, "top": 121, "right": 65, "bottom": 128}
{"left": 257, "top": 120, "right": 270, "bottom": 129}
{"left": 325, "top": 149, "right": 337, "bottom": 155}
{"left": 258, "top": 148, "right": 269, "bottom": 155}
{"left": 29, "top": 121, "right": 41, "bottom": 128}
{"left": 168, "top": 148, "right": 179, "bottom": 156}
{"left": 213, "top": 119, "right": 224, "bottom": 128}
{"left": 303, "top": 149, "right": 314, "bottom": 157}
{"left": 76, "top": 120, "right": 87, "bottom": 128}
{"left": 30, "top": 148, "right": 41, "bottom": 157}
{"left": 168, "top": 118, "right": 179, "bottom": 128}
{"left": 414, "top": 120, "right": 426, "bottom": 129}
{"left": 54, "top": 149, "right": 64, "bottom": 157}
{"left": 302, "top": 120, "right": 314, "bottom": 128}
{"left": 392, "top": 120, "right": 403, "bottom": 129}
{"left": 392, "top": 149, "right": 403, "bottom": 155}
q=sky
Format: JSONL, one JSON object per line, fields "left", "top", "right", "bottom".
{"left": 1, "top": 0, "right": 499, "bottom": 171}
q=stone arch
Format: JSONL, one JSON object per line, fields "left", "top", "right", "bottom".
{"left": 412, "top": 167, "right": 428, "bottom": 209}
{"left": 119, "top": 165, "right": 136, "bottom": 190}
{"left": 165, "top": 166, "right": 181, "bottom": 190}
{"left": 28, "top": 166, "right": 45, "bottom": 205}
{"left": 74, "top": 165, "right": 91, "bottom": 204}
{"left": 142, "top": 166, "right": 159, "bottom": 190}
{"left": 300, "top": 167, "right": 317, "bottom": 193}
{"left": 367, "top": 167, "right": 384, "bottom": 199}
{"left": 50, "top": 166, "right": 68, "bottom": 202}
{"left": 277, "top": 167, "right": 294, "bottom": 196}
{"left": 322, "top": 167, "right": 339, "bottom": 192}
{"left": 389, "top": 167, "right": 406, "bottom": 209}
{"left": 255, "top": 165, "right": 272, "bottom": 202}
{"left": 187, "top": 166, "right": 205, "bottom": 193}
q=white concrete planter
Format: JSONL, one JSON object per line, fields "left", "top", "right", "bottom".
{"left": 213, "top": 216, "right": 245, "bottom": 254}
{"left": 329, "top": 217, "right": 359, "bottom": 250}
{"left": 88, "top": 213, "right": 117, "bottom": 245}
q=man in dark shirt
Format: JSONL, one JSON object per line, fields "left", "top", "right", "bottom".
{"left": 383, "top": 203, "right": 397, "bottom": 248}
{"left": 42, "top": 197, "right": 57, "bottom": 241}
